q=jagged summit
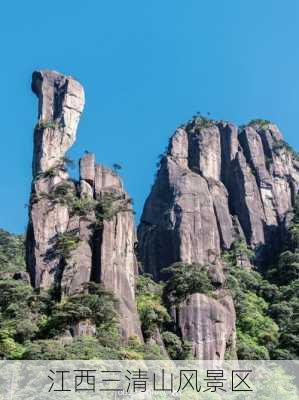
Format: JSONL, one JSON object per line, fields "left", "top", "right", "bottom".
{"left": 137, "top": 115, "right": 299, "bottom": 359}
{"left": 139, "top": 116, "right": 299, "bottom": 275}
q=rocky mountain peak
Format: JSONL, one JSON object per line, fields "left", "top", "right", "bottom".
{"left": 138, "top": 115, "right": 299, "bottom": 359}
{"left": 139, "top": 117, "right": 299, "bottom": 274}
{"left": 31, "top": 70, "right": 85, "bottom": 176}
{"left": 26, "top": 70, "right": 142, "bottom": 340}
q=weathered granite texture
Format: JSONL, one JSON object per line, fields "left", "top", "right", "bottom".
{"left": 80, "top": 159, "right": 142, "bottom": 340}
{"left": 138, "top": 117, "right": 299, "bottom": 359}
{"left": 175, "top": 292, "right": 236, "bottom": 360}
{"left": 26, "top": 70, "right": 85, "bottom": 290}
{"left": 26, "top": 70, "right": 142, "bottom": 340}
{"left": 31, "top": 70, "right": 85, "bottom": 176}
{"left": 138, "top": 119, "right": 299, "bottom": 275}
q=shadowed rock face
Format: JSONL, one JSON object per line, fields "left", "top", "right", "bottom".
{"left": 26, "top": 70, "right": 142, "bottom": 340}
{"left": 79, "top": 160, "right": 142, "bottom": 340}
{"left": 138, "top": 118, "right": 299, "bottom": 359}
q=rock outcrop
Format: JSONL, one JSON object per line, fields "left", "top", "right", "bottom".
{"left": 26, "top": 70, "right": 142, "bottom": 340}
{"left": 26, "top": 70, "right": 84, "bottom": 290}
{"left": 138, "top": 118, "right": 299, "bottom": 273}
{"left": 31, "top": 70, "right": 85, "bottom": 176}
{"left": 176, "top": 292, "right": 236, "bottom": 360}
{"left": 138, "top": 117, "right": 299, "bottom": 359}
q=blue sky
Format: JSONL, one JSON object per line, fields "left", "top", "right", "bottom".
{"left": 1, "top": 0, "right": 299, "bottom": 233}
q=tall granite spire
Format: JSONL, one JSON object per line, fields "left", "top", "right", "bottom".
{"left": 26, "top": 70, "right": 142, "bottom": 340}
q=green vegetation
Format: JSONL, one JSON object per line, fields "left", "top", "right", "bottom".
{"left": 136, "top": 273, "right": 192, "bottom": 360}
{"left": 0, "top": 279, "right": 120, "bottom": 359}
{"left": 35, "top": 165, "right": 62, "bottom": 180}
{"left": 269, "top": 251, "right": 299, "bottom": 284}
{"left": 0, "top": 279, "right": 50, "bottom": 359}
{"left": 272, "top": 139, "right": 299, "bottom": 161}
{"left": 71, "top": 197, "right": 96, "bottom": 217}
{"left": 191, "top": 115, "right": 216, "bottom": 129}
{"left": 94, "top": 193, "right": 133, "bottom": 224}
{"left": 223, "top": 202, "right": 299, "bottom": 359}
{"left": 40, "top": 166, "right": 57, "bottom": 178}
{"left": 32, "top": 179, "right": 133, "bottom": 225}
{"left": 35, "top": 156, "right": 76, "bottom": 181}
{"left": 112, "top": 163, "right": 122, "bottom": 172}
{"left": 138, "top": 261, "right": 286, "bottom": 361}
{"left": 2, "top": 187, "right": 299, "bottom": 360}
{"left": 223, "top": 239, "right": 254, "bottom": 267}
{"left": 247, "top": 119, "right": 271, "bottom": 129}
{"left": 0, "top": 229, "right": 25, "bottom": 275}
{"left": 224, "top": 245, "right": 279, "bottom": 359}
{"left": 35, "top": 182, "right": 76, "bottom": 206}
{"left": 161, "top": 331, "right": 192, "bottom": 360}
{"left": 162, "top": 262, "right": 214, "bottom": 305}
{"left": 52, "top": 181, "right": 74, "bottom": 198}
{"left": 264, "top": 196, "right": 299, "bottom": 359}
{"left": 36, "top": 119, "right": 62, "bottom": 130}
{"left": 22, "top": 337, "right": 120, "bottom": 360}
{"left": 34, "top": 181, "right": 96, "bottom": 218}
{"left": 225, "top": 265, "right": 278, "bottom": 359}
{"left": 55, "top": 230, "right": 81, "bottom": 259}
{"left": 136, "top": 274, "right": 170, "bottom": 339}
{"left": 225, "top": 216, "right": 299, "bottom": 359}
{"left": 0, "top": 274, "right": 165, "bottom": 360}
{"left": 0, "top": 232, "right": 167, "bottom": 360}
{"left": 44, "top": 282, "right": 118, "bottom": 335}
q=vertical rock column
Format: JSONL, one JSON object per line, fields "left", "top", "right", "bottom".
{"left": 59, "top": 154, "right": 96, "bottom": 297}
{"left": 26, "top": 70, "right": 142, "bottom": 340}
{"left": 138, "top": 123, "right": 237, "bottom": 360}
{"left": 138, "top": 117, "right": 299, "bottom": 360}
{"left": 92, "top": 162, "right": 143, "bottom": 340}
{"left": 26, "top": 70, "right": 85, "bottom": 289}
{"left": 62, "top": 154, "right": 143, "bottom": 340}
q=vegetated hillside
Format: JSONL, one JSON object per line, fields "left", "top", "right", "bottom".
{"left": 0, "top": 203, "right": 298, "bottom": 360}
{"left": 0, "top": 229, "right": 25, "bottom": 275}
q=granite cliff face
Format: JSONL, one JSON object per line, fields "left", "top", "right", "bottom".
{"left": 138, "top": 117, "right": 299, "bottom": 359}
{"left": 26, "top": 70, "right": 84, "bottom": 290}
{"left": 26, "top": 70, "right": 142, "bottom": 340}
